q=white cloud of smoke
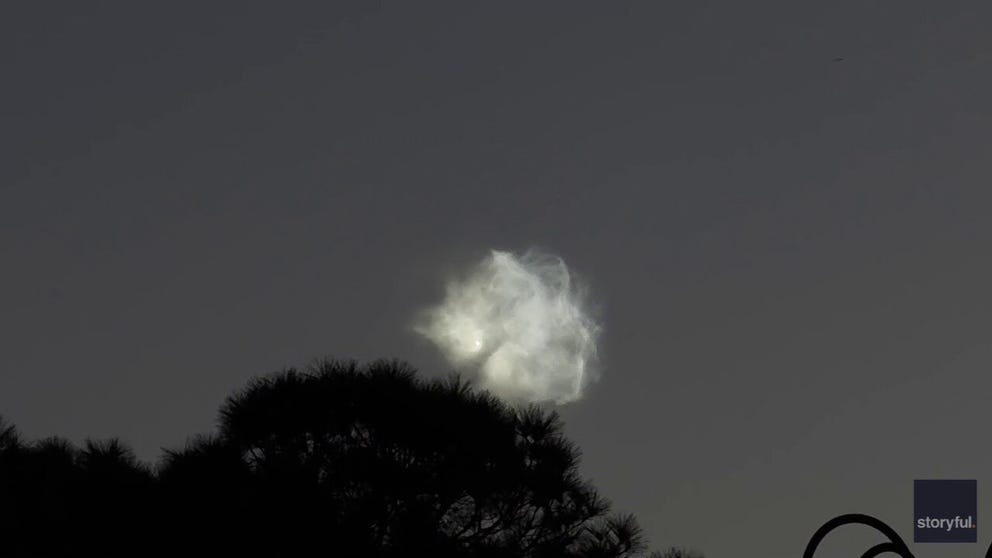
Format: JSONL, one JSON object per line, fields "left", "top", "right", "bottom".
{"left": 416, "top": 249, "right": 601, "bottom": 405}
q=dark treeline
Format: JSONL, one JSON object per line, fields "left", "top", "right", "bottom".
{"left": 0, "top": 359, "right": 698, "bottom": 558}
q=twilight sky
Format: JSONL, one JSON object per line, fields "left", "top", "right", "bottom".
{"left": 2, "top": 3, "right": 991, "bottom": 557}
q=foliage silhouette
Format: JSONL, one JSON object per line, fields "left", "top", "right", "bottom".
{"left": 648, "top": 547, "right": 706, "bottom": 558}
{"left": 0, "top": 425, "right": 155, "bottom": 556}
{"left": 0, "top": 360, "right": 675, "bottom": 557}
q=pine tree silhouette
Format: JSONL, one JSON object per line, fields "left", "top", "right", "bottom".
{"left": 1, "top": 361, "right": 680, "bottom": 558}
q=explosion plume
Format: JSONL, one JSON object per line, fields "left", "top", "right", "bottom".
{"left": 416, "top": 249, "right": 601, "bottom": 404}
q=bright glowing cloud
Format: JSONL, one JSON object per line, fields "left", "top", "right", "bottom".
{"left": 416, "top": 249, "right": 601, "bottom": 404}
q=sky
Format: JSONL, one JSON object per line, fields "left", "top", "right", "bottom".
{"left": 2, "top": 2, "right": 991, "bottom": 557}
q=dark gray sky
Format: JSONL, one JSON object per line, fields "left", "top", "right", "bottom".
{"left": 2, "top": 2, "right": 991, "bottom": 556}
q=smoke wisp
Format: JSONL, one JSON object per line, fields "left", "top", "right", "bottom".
{"left": 416, "top": 249, "right": 601, "bottom": 404}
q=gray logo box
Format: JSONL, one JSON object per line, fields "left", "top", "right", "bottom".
{"left": 914, "top": 479, "right": 977, "bottom": 543}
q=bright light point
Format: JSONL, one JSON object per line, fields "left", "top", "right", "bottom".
{"left": 415, "top": 249, "right": 601, "bottom": 405}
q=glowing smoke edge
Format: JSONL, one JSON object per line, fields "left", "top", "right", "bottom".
{"left": 415, "top": 249, "right": 601, "bottom": 405}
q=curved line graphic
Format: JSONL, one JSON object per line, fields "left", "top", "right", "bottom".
{"left": 804, "top": 514, "right": 913, "bottom": 558}
{"left": 860, "top": 542, "right": 913, "bottom": 558}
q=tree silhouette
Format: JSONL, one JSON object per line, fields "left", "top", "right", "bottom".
{"left": 208, "top": 359, "right": 648, "bottom": 557}
{"left": 649, "top": 547, "right": 706, "bottom": 558}
{"left": 0, "top": 424, "right": 155, "bottom": 556}
{"left": 156, "top": 434, "right": 258, "bottom": 555}
{"left": 0, "top": 361, "right": 681, "bottom": 558}
{"left": 0, "top": 415, "right": 17, "bottom": 451}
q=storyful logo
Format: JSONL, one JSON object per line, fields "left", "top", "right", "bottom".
{"left": 914, "top": 479, "right": 977, "bottom": 543}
